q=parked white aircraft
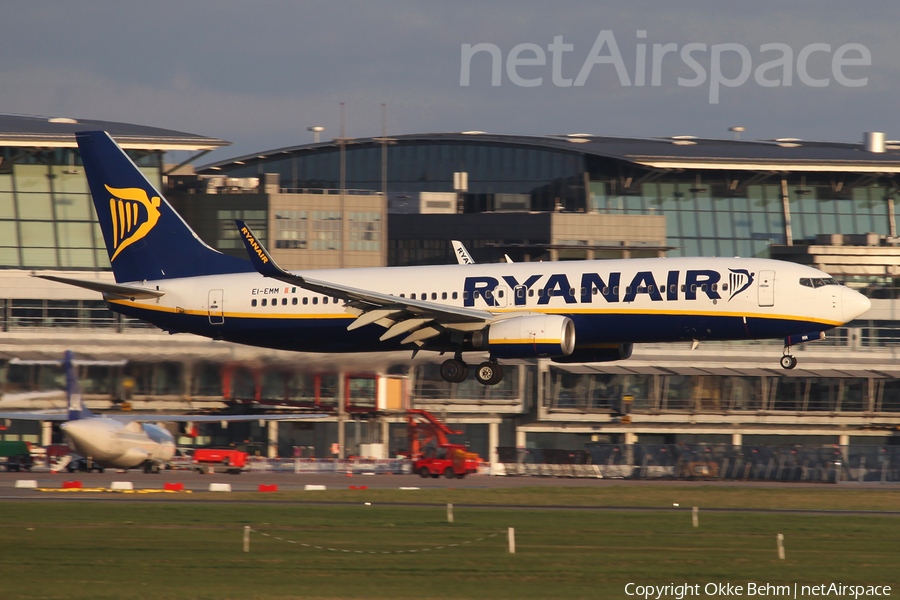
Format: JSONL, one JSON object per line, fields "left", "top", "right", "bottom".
{"left": 0, "top": 351, "right": 323, "bottom": 472}
{"left": 38, "top": 131, "right": 870, "bottom": 388}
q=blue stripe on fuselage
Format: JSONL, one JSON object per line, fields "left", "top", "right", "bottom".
{"left": 108, "top": 301, "right": 833, "bottom": 352}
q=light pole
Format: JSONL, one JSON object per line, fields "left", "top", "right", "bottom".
{"left": 307, "top": 126, "right": 324, "bottom": 143}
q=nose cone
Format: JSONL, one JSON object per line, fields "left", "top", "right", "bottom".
{"left": 842, "top": 287, "right": 871, "bottom": 322}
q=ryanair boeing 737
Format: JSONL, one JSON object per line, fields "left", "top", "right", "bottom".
{"left": 39, "top": 131, "right": 871, "bottom": 386}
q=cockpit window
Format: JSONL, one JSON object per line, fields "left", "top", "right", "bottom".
{"left": 801, "top": 277, "right": 839, "bottom": 288}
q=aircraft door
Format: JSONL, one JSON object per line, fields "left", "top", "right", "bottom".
{"left": 208, "top": 289, "right": 224, "bottom": 324}
{"left": 493, "top": 285, "right": 509, "bottom": 308}
{"left": 758, "top": 271, "right": 774, "bottom": 307}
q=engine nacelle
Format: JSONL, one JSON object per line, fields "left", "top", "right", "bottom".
{"left": 551, "top": 343, "right": 633, "bottom": 364}
{"left": 474, "top": 315, "right": 575, "bottom": 358}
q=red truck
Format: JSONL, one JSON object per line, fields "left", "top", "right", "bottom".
{"left": 192, "top": 449, "right": 247, "bottom": 475}
{"left": 405, "top": 410, "right": 480, "bottom": 479}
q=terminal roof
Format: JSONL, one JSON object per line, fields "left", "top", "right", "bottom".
{"left": 201, "top": 131, "right": 900, "bottom": 174}
{"left": 0, "top": 114, "right": 230, "bottom": 151}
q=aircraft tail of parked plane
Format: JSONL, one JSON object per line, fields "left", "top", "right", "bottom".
{"left": 36, "top": 131, "right": 874, "bottom": 387}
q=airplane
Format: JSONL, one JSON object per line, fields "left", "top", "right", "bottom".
{"left": 37, "top": 131, "right": 870, "bottom": 388}
{"left": 0, "top": 351, "right": 324, "bottom": 472}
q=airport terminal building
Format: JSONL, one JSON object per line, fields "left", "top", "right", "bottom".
{"left": 1, "top": 114, "right": 899, "bottom": 468}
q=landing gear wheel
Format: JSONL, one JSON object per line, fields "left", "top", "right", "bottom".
{"left": 475, "top": 362, "right": 504, "bottom": 385}
{"left": 780, "top": 355, "right": 797, "bottom": 369}
{"left": 440, "top": 359, "right": 469, "bottom": 383}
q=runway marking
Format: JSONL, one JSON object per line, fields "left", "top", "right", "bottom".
{"left": 254, "top": 528, "right": 499, "bottom": 554}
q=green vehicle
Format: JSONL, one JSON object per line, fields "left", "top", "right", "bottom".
{"left": 0, "top": 441, "right": 34, "bottom": 472}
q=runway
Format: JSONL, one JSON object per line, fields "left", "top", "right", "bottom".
{"left": 1, "top": 468, "right": 898, "bottom": 499}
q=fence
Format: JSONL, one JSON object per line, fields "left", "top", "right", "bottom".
{"left": 496, "top": 444, "right": 900, "bottom": 483}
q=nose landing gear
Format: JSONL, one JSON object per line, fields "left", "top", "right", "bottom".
{"left": 780, "top": 350, "right": 797, "bottom": 370}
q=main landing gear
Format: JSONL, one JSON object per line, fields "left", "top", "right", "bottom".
{"left": 440, "top": 356, "right": 504, "bottom": 385}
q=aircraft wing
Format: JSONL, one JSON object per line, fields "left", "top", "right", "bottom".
{"left": 236, "top": 220, "right": 495, "bottom": 346}
{"left": 0, "top": 411, "right": 326, "bottom": 423}
{"left": 0, "top": 411, "right": 68, "bottom": 421}
{"left": 110, "top": 413, "right": 327, "bottom": 423}
{"left": 33, "top": 274, "right": 165, "bottom": 300}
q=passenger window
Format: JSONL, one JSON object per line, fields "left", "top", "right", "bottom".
{"left": 701, "top": 284, "right": 707, "bottom": 292}
{"left": 262, "top": 298, "right": 267, "bottom": 307}
{"left": 432, "top": 293, "right": 437, "bottom": 300}
{"left": 710, "top": 284, "right": 716, "bottom": 292}
{"left": 498, "top": 290, "right": 504, "bottom": 298}
{"left": 517, "top": 288, "right": 524, "bottom": 298}
{"left": 282, "top": 298, "right": 288, "bottom": 306}
{"left": 568, "top": 288, "right": 575, "bottom": 297}
{"left": 528, "top": 289, "right": 534, "bottom": 297}
{"left": 681, "top": 285, "right": 686, "bottom": 292}
{"left": 323, "top": 297, "right": 328, "bottom": 305}
{"left": 625, "top": 287, "right": 631, "bottom": 295}
{"left": 442, "top": 292, "right": 447, "bottom": 300}
{"left": 411, "top": 293, "right": 416, "bottom": 300}
{"left": 690, "top": 285, "right": 696, "bottom": 293}
{"left": 603, "top": 287, "right": 609, "bottom": 295}
{"left": 251, "top": 299, "right": 257, "bottom": 307}
{"left": 303, "top": 297, "right": 308, "bottom": 305}
{"left": 648, "top": 285, "right": 655, "bottom": 293}
{"left": 613, "top": 286, "right": 619, "bottom": 295}
{"left": 400, "top": 294, "right": 405, "bottom": 298}
{"left": 453, "top": 292, "right": 458, "bottom": 300}
{"left": 721, "top": 283, "right": 728, "bottom": 291}
{"left": 669, "top": 285, "right": 676, "bottom": 294}
{"left": 538, "top": 288, "right": 544, "bottom": 297}
{"left": 292, "top": 297, "right": 298, "bottom": 305}
{"left": 313, "top": 297, "right": 318, "bottom": 305}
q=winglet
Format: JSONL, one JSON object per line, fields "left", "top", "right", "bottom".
{"left": 236, "top": 219, "right": 290, "bottom": 279}
{"left": 451, "top": 240, "right": 475, "bottom": 264}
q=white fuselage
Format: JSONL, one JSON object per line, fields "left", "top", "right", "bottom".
{"left": 103, "top": 256, "right": 871, "bottom": 354}
{"left": 61, "top": 418, "right": 175, "bottom": 469}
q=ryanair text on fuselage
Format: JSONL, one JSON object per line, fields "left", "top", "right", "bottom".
{"left": 463, "top": 268, "right": 755, "bottom": 307}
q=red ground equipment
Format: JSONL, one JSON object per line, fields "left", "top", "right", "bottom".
{"left": 405, "top": 409, "right": 480, "bottom": 479}
{"left": 192, "top": 449, "right": 247, "bottom": 475}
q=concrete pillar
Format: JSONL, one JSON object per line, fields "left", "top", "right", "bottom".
{"left": 337, "top": 372, "right": 346, "bottom": 459}
{"left": 839, "top": 434, "right": 850, "bottom": 447}
{"left": 381, "top": 418, "right": 390, "bottom": 458}
{"left": 488, "top": 421, "right": 499, "bottom": 471}
{"left": 267, "top": 421, "right": 278, "bottom": 459}
{"left": 731, "top": 432, "right": 742, "bottom": 447}
{"left": 624, "top": 431, "right": 637, "bottom": 465}
{"left": 41, "top": 421, "right": 53, "bottom": 447}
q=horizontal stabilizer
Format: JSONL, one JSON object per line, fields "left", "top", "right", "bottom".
{"left": 34, "top": 274, "right": 165, "bottom": 299}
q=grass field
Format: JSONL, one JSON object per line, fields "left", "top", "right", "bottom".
{"left": 1, "top": 487, "right": 898, "bottom": 600}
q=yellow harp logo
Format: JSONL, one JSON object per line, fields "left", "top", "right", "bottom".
{"left": 106, "top": 185, "right": 162, "bottom": 261}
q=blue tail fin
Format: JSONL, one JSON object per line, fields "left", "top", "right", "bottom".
{"left": 76, "top": 131, "right": 253, "bottom": 282}
{"left": 64, "top": 351, "right": 93, "bottom": 421}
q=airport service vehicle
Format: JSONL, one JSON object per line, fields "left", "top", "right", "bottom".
{"left": 37, "top": 132, "right": 871, "bottom": 386}
{"left": 0, "top": 441, "right": 33, "bottom": 472}
{"left": 0, "top": 351, "right": 323, "bottom": 472}
{"left": 406, "top": 410, "right": 480, "bottom": 479}
{"left": 193, "top": 449, "right": 247, "bottom": 474}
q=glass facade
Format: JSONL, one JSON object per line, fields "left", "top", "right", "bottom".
{"left": 213, "top": 141, "right": 588, "bottom": 212}
{"left": 590, "top": 179, "right": 893, "bottom": 259}
{"left": 0, "top": 147, "right": 162, "bottom": 270}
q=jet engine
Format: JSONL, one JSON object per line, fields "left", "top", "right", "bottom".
{"left": 473, "top": 315, "right": 575, "bottom": 358}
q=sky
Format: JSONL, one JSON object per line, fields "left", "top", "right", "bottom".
{"left": 1, "top": 1, "right": 898, "bottom": 165}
